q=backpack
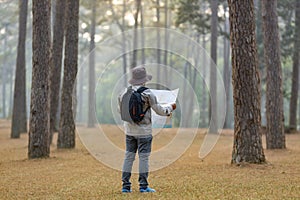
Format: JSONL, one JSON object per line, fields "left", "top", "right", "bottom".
{"left": 120, "top": 86, "right": 149, "bottom": 124}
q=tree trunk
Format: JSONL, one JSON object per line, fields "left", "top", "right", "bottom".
{"left": 87, "top": 0, "right": 96, "bottom": 128}
{"left": 163, "top": 0, "right": 169, "bottom": 84}
{"left": 185, "top": 34, "right": 199, "bottom": 127}
{"left": 8, "top": 66, "right": 14, "bottom": 118}
{"left": 299, "top": 68, "right": 300, "bottom": 126}
{"left": 109, "top": 0, "right": 127, "bottom": 86}
{"left": 289, "top": 1, "right": 300, "bottom": 130}
{"left": 2, "top": 24, "right": 8, "bottom": 119}
{"left": 51, "top": 0, "right": 56, "bottom": 30}
{"left": 141, "top": 2, "right": 145, "bottom": 65}
{"left": 122, "top": 0, "right": 128, "bottom": 85}
{"left": 164, "top": 0, "right": 168, "bottom": 66}
{"left": 132, "top": 0, "right": 141, "bottom": 68}
{"left": 49, "top": 0, "right": 66, "bottom": 142}
{"left": 228, "top": 0, "right": 266, "bottom": 164}
{"left": 78, "top": 54, "right": 84, "bottom": 123}
{"left": 28, "top": 0, "right": 51, "bottom": 158}
{"left": 201, "top": 35, "right": 208, "bottom": 127}
{"left": 261, "top": 0, "right": 285, "bottom": 149}
{"left": 182, "top": 33, "right": 193, "bottom": 127}
{"left": 11, "top": 0, "right": 28, "bottom": 138}
{"left": 1, "top": 71, "right": 5, "bottom": 118}
{"left": 223, "top": 5, "right": 231, "bottom": 129}
{"left": 156, "top": 0, "right": 161, "bottom": 89}
{"left": 255, "top": 0, "right": 266, "bottom": 127}
{"left": 209, "top": 0, "right": 218, "bottom": 133}
{"left": 57, "top": 0, "right": 79, "bottom": 148}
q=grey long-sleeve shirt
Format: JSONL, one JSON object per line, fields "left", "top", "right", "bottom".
{"left": 118, "top": 85, "right": 173, "bottom": 136}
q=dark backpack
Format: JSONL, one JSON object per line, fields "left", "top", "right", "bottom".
{"left": 120, "top": 86, "right": 149, "bottom": 124}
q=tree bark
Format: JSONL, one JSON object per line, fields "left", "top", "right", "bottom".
{"left": 261, "top": 0, "right": 285, "bottom": 149}
{"left": 122, "top": 0, "right": 128, "bottom": 84}
{"left": 49, "top": 0, "right": 66, "bottom": 142}
{"left": 163, "top": 0, "right": 169, "bottom": 84}
{"left": 182, "top": 33, "right": 193, "bottom": 127}
{"left": 209, "top": 0, "right": 218, "bottom": 133}
{"left": 223, "top": 5, "right": 231, "bottom": 129}
{"left": 78, "top": 62, "right": 84, "bottom": 123}
{"left": 8, "top": 65, "right": 14, "bottom": 118}
{"left": 11, "top": 0, "right": 28, "bottom": 138}
{"left": 164, "top": 0, "right": 168, "bottom": 67}
{"left": 28, "top": 0, "right": 51, "bottom": 158}
{"left": 185, "top": 34, "right": 199, "bottom": 127}
{"left": 57, "top": 0, "right": 79, "bottom": 148}
{"left": 156, "top": 0, "right": 161, "bottom": 89}
{"left": 141, "top": 2, "right": 145, "bottom": 65}
{"left": 289, "top": 1, "right": 300, "bottom": 130}
{"left": 201, "top": 35, "right": 208, "bottom": 127}
{"left": 109, "top": 0, "right": 127, "bottom": 86}
{"left": 2, "top": 24, "right": 8, "bottom": 119}
{"left": 228, "top": 0, "right": 266, "bottom": 164}
{"left": 255, "top": 0, "right": 266, "bottom": 127}
{"left": 87, "top": 0, "right": 96, "bottom": 128}
{"left": 132, "top": 0, "right": 141, "bottom": 68}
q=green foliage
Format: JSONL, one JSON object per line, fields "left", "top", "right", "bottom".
{"left": 278, "top": 0, "right": 296, "bottom": 60}
{"left": 277, "top": 0, "right": 297, "bottom": 104}
{"left": 174, "top": 0, "right": 210, "bottom": 34}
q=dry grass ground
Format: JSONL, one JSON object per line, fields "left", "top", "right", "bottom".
{"left": 0, "top": 120, "right": 300, "bottom": 200}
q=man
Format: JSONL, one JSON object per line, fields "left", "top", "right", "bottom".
{"left": 119, "top": 66, "right": 176, "bottom": 193}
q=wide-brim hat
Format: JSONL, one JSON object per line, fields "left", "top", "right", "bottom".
{"left": 128, "top": 66, "right": 152, "bottom": 85}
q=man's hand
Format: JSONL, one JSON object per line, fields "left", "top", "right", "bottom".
{"left": 171, "top": 103, "right": 176, "bottom": 110}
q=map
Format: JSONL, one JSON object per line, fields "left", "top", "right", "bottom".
{"left": 150, "top": 88, "right": 179, "bottom": 128}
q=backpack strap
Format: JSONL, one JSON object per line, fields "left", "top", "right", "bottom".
{"left": 136, "top": 86, "right": 150, "bottom": 114}
{"left": 137, "top": 86, "right": 148, "bottom": 93}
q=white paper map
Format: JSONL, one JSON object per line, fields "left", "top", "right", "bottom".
{"left": 150, "top": 88, "right": 179, "bottom": 128}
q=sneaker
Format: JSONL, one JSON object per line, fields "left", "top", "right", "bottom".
{"left": 140, "top": 187, "right": 156, "bottom": 193}
{"left": 121, "top": 188, "right": 132, "bottom": 193}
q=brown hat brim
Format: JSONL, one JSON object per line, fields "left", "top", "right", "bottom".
{"left": 129, "top": 74, "right": 152, "bottom": 85}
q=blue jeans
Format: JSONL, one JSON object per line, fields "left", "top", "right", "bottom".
{"left": 122, "top": 135, "right": 153, "bottom": 190}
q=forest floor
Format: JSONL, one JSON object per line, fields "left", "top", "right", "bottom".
{"left": 0, "top": 120, "right": 300, "bottom": 200}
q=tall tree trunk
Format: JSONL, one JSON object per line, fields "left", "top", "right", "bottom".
{"left": 186, "top": 34, "right": 199, "bottom": 126}
{"left": 228, "top": 0, "right": 266, "bottom": 164}
{"left": 255, "top": 0, "right": 266, "bottom": 127}
{"left": 49, "top": 0, "right": 66, "bottom": 142}
{"left": 78, "top": 55, "right": 84, "bottom": 122}
{"left": 209, "top": 0, "right": 218, "bottom": 133}
{"left": 1, "top": 72, "right": 5, "bottom": 118}
{"left": 299, "top": 69, "right": 300, "bottom": 125}
{"left": 28, "top": 0, "right": 51, "bottom": 158}
{"left": 122, "top": 0, "right": 128, "bottom": 84}
{"left": 223, "top": 7, "right": 231, "bottom": 129}
{"left": 182, "top": 61, "right": 189, "bottom": 127}
{"left": 57, "top": 0, "right": 79, "bottom": 148}
{"left": 109, "top": 0, "right": 127, "bottom": 86}
{"left": 182, "top": 32, "right": 194, "bottom": 127}
{"left": 299, "top": 68, "right": 300, "bottom": 125}
{"left": 2, "top": 24, "right": 8, "bottom": 119}
{"left": 164, "top": 0, "right": 168, "bottom": 66}
{"left": 201, "top": 35, "right": 208, "bottom": 127}
{"left": 11, "top": 0, "right": 28, "bottom": 138}
{"left": 156, "top": 0, "right": 161, "bottom": 89}
{"left": 87, "top": 0, "right": 96, "bottom": 128}
{"left": 289, "top": 1, "right": 300, "bottom": 130}
{"left": 8, "top": 66, "right": 14, "bottom": 118}
{"left": 163, "top": 0, "right": 169, "bottom": 84}
{"left": 132, "top": 0, "right": 141, "bottom": 68}
{"left": 141, "top": 2, "right": 145, "bottom": 65}
{"left": 73, "top": 78, "right": 77, "bottom": 121}
{"left": 51, "top": 0, "right": 56, "bottom": 30}
{"left": 262, "top": 0, "right": 285, "bottom": 149}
